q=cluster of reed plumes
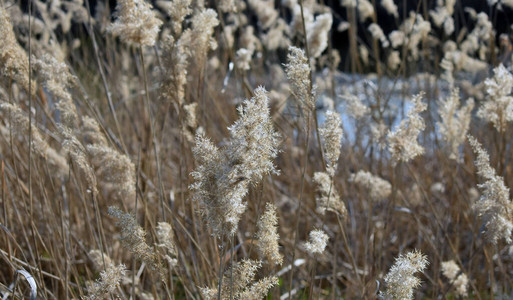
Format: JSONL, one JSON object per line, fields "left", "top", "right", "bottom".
{"left": 2, "top": 0, "right": 513, "bottom": 298}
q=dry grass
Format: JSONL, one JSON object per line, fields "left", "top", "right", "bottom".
{"left": 1, "top": 0, "right": 513, "bottom": 299}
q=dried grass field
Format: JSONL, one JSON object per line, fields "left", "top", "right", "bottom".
{"left": 0, "top": 0, "right": 513, "bottom": 298}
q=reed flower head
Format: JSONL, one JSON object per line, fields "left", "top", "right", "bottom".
{"left": 108, "top": 0, "right": 162, "bottom": 46}
{"left": 368, "top": 23, "right": 389, "bottom": 48}
{"left": 0, "top": 7, "right": 35, "bottom": 94}
{"left": 304, "top": 229, "right": 329, "bottom": 255}
{"left": 160, "top": 33, "right": 190, "bottom": 105}
{"left": 157, "top": 0, "right": 191, "bottom": 35}
{"left": 36, "top": 54, "right": 78, "bottom": 129}
{"left": 191, "top": 87, "right": 280, "bottom": 237}
{"left": 256, "top": 203, "right": 283, "bottom": 266}
{"left": 342, "top": 94, "right": 370, "bottom": 120}
{"left": 156, "top": 222, "right": 178, "bottom": 267}
{"left": 468, "top": 135, "right": 513, "bottom": 244}
{"left": 61, "top": 127, "right": 98, "bottom": 195}
{"left": 313, "top": 172, "right": 347, "bottom": 217}
{"left": 248, "top": 0, "right": 278, "bottom": 30}
{"left": 285, "top": 46, "right": 315, "bottom": 112}
{"left": 307, "top": 13, "right": 333, "bottom": 58}
{"left": 81, "top": 116, "right": 108, "bottom": 146}
{"left": 108, "top": 206, "right": 162, "bottom": 273}
{"left": 477, "top": 64, "right": 513, "bottom": 132}
{"left": 437, "top": 88, "right": 474, "bottom": 162}
{"left": 0, "top": 102, "right": 68, "bottom": 176}
{"left": 200, "top": 259, "right": 278, "bottom": 300}
{"left": 86, "top": 263, "right": 126, "bottom": 300}
{"left": 381, "top": 250, "right": 428, "bottom": 300}
{"left": 387, "top": 93, "right": 427, "bottom": 164}
{"left": 190, "top": 134, "right": 244, "bottom": 237}
{"left": 381, "top": 0, "right": 398, "bottom": 18}
{"left": 190, "top": 9, "right": 219, "bottom": 69}
{"left": 350, "top": 170, "right": 391, "bottom": 200}
{"left": 226, "top": 86, "right": 281, "bottom": 184}
{"left": 319, "top": 110, "right": 343, "bottom": 176}
{"left": 88, "top": 250, "right": 112, "bottom": 272}
{"left": 441, "top": 260, "right": 468, "bottom": 297}
{"left": 87, "top": 144, "right": 136, "bottom": 205}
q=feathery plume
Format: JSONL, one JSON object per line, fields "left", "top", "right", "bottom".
{"left": 182, "top": 102, "right": 201, "bottom": 143}
{"left": 81, "top": 117, "right": 136, "bottom": 205}
{"left": 304, "top": 229, "right": 329, "bottom": 255}
{"left": 368, "top": 23, "right": 389, "bottom": 48}
{"left": 108, "top": 207, "right": 162, "bottom": 273}
{"left": 285, "top": 46, "right": 315, "bottom": 112}
{"left": 441, "top": 260, "right": 468, "bottom": 297}
{"left": 87, "top": 144, "right": 136, "bottom": 204}
{"left": 0, "top": 7, "right": 35, "bottom": 94}
{"left": 189, "top": 9, "right": 219, "bottom": 70}
{"left": 477, "top": 64, "right": 513, "bottom": 132}
{"left": 226, "top": 86, "right": 281, "bottom": 184}
{"left": 387, "top": 93, "right": 427, "bottom": 164}
{"left": 468, "top": 136, "right": 513, "bottom": 244}
{"left": 437, "top": 88, "right": 474, "bottom": 162}
{"left": 160, "top": 33, "right": 190, "bottom": 105}
{"left": 81, "top": 116, "right": 108, "bottom": 146}
{"left": 61, "top": 127, "right": 98, "bottom": 195}
{"left": 387, "top": 50, "right": 401, "bottom": 70}
{"left": 0, "top": 102, "right": 68, "bottom": 176}
{"left": 319, "top": 110, "right": 343, "bottom": 176}
{"left": 190, "top": 134, "right": 244, "bottom": 237}
{"left": 88, "top": 250, "right": 112, "bottom": 272}
{"left": 381, "top": 250, "right": 428, "bottom": 300}
{"left": 342, "top": 94, "right": 370, "bottom": 120}
{"left": 157, "top": 0, "right": 191, "bottom": 35}
{"left": 256, "top": 203, "right": 283, "bottom": 266}
{"left": 307, "top": 13, "right": 333, "bottom": 58}
{"left": 248, "top": 0, "right": 278, "bottom": 30}
{"left": 35, "top": 54, "right": 78, "bottom": 129}
{"left": 313, "top": 172, "right": 347, "bottom": 217}
{"left": 200, "top": 259, "right": 278, "bottom": 300}
{"left": 156, "top": 222, "right": 178, "bottom": 267}
{"left": 381, "top": 0, "right": 398, "bottom": 18}
{"left": 191, "top": 87, "right": 280, "bottom": 236}
{"left": 235, "top": 48, "right": 253, "bottom": 71}
{"left": 108, "top": 0, "right": 162, "bottom": 46}
{"left": 349, "top": 170, "right": 391, "bottom": 200}
{"left": 85, "top": 263, "right": 126, "bottom": 300}
{"left": 357, "top": 0, "right": 375, "bottom": 22}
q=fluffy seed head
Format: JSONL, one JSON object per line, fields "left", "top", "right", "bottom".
{"left": 0, "top": 102, "right": 68, "bottom": 176}
{"left": 477, "top": 64, "right": 513, "bottom": 132}
{"left": 86, "top": 263, "right": 126, "bottom": 300}
{"left": 319, "top": 110, "right": 343, "bottom": 176}
{"left": 468, "top": 135, "right": 513, "bottom": 244}
{"left": 313, "top": 172, "right": 347, "bottom": 217}
{"left": 201, "top": 259, "right": 277, "bottom": 300}
{"left": 387, "top": 93, "right": 427, "bottom": 164}
{"left": 304, "top": 229, "right": 329, "bottom": 255}
{"left": 381, "top": 250, "right": 429, "bottom": 300}
{"left": 191, "top": 87, "right": 280, "bottom": 237}
{"left": 307, "top": 13, "right": 333, "bottom": 58}
{"left": 156, "top": 222, "right": 178, "bottom": 267}
{"left": 441, "top": 260, "right": 468, "bottom": 297}
{"left": 35, "top": 54, "right": 78, "bottom": 129}
{"left": 108, "top": 0, "right": 163, "bottom": 46}
{"left": 350, "top": 170, "right": 391, "bottom": 200}
{"left": 0, "top": 7, "right": 35, "bottom": 94}
{"left": 108, "top": 207, "right": 162, "bottom": 274}
{"left": 256, "top": 203, "right": 283, "bottom": 266}
{"left": 285, "top": 46, "right": 315, "bottom": 112}
{"left": 437, "top": 88, "right": 474, "bottom": 162}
